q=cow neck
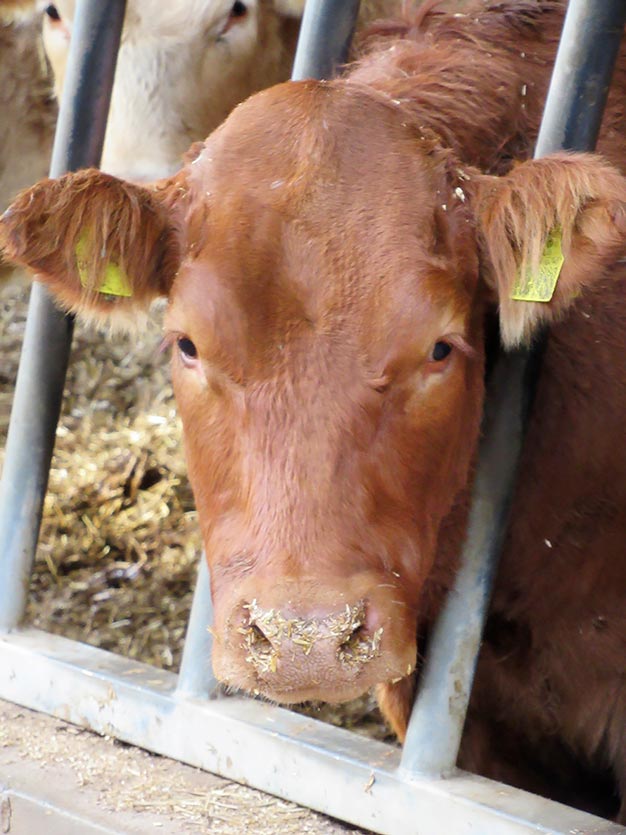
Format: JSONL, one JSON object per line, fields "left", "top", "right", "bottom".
{"left": 348, "top": 0, "right": 565, "bottom": 174}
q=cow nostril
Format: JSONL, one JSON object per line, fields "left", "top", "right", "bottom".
{"left": 241, "top": 620, "right": 278, "bottom": 674}
{"left": 237, "top": 599, "right": 384, "bottom": 673}
{"left": 250, "top": 622, "right": 272, "bottom": 646}
{"left": 337, "top": 623, "right": 384, "bottom": 667}
{"left": 338, "top": 622, "right": 365, "bottom": 655}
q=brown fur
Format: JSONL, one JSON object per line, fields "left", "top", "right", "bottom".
{"left": 1, "top": 170, "right": 186, "bottom": 323}
{"left": 472, "top": 154, "right": 626, "bottom": 344}
{"left": 2, "top": 0, "right": 625, "bottom": 821}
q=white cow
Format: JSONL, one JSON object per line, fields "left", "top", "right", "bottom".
{"left": 43, "top": 0, "right": 391, "bottom": 181}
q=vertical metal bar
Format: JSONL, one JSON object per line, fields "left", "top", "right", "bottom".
{"left": 535, "top": 0, "right": 625, "bottom": 156}
{"left": 401, "top": 0, "right": 625, "bottom": 776}
{"left": 176, "top": 557, "right": 218, "bottom": 698}
{"left": 291, "top": 0, "right": 361, "bottom": 81}
{"left": 0, "top": 0, "right": 127, "bottom": 631}
{"left": 400, "top": 350, "right": 537, "bottom": 776}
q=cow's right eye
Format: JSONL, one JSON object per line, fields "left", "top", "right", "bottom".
{"left": 177, "top": 336, "right": 198, "bottom": 362}
{"left": 44, "top": 4, "right": 61, "bottom": 21}
{"left": 430, "top": 340, "right": 453, "bottom": 362}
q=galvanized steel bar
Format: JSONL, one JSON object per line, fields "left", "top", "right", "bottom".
{"left": 535, "top": 0, "right": 625, "bottom": 156}
{"left": 401, "top": 350, "right": 536, "bottom": 776}
{"left": 0, "top": 0, "right": 126, "bottom": 631}
{"left": 0, "top": 629, "right": 622, "bottom": 835}
{"left": 291, "top": 0, "right": 361, "bottom": 81}
{"left": 401, "top": 0, "right": 625, "bottom": 776}
{"left": 175, "top": 556, "right": 218, "bottom": 698}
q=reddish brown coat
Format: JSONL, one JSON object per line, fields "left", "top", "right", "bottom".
{"left": 1, "top": 0, "right": 625, "bottom": 820}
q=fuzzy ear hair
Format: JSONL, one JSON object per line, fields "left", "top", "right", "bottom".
{"left": 273, "top": 0, "right": 306, "bottom": 18}
{"left": 0, "top": 168, "right": 185, "bottom": 327}
{"left": 471, "top": 153, "right": 626, "bottom": 347}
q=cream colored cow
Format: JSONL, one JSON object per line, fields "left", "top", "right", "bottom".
{"left": 43, "top": 0, "right": 391, "bottom": 181}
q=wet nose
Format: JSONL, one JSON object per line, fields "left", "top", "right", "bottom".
{"left": 239, "top": 599, "right": 383, "bottom": 676}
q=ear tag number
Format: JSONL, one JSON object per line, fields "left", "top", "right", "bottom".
{"left": 511, "top": 228, "right": 564, "bottom": 303}
{"left": 76, "top": 233, "right": 132, "bottom": 298}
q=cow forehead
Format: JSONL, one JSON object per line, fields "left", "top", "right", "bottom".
{"left": 171, "top": 81, "right": 476, "bottom": 359}
{"left": 193, "top": 80, "right": 454, "bottom": 215}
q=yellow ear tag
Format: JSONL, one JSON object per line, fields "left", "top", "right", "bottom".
{"left": 511, "top": 228, "right": 564, "bottom": 303}
{"left": 76, "top": 233, "right": 132, "bottom": 298}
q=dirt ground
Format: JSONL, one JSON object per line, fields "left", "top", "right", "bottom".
{"left": 0, "top": 699, "right": 370, "bottom": 834}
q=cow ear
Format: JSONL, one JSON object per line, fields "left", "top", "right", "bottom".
{"left": 0, "top": 168, "right": 185, "bottom": 328}
{"left": 273, "top": 0, "right": 305, "bottom": 18}
{"left": 471, "top": 154, "right": 626, "bottom": 347}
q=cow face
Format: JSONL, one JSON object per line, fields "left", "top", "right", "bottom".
{"left": 2, "top": 79, "right": 625, "bottom": 733}
{"left": 164, "top": 84, "right": 486, "bottom": 704}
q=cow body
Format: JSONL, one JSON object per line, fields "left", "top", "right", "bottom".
{"left": 2, "top": 0, "right": 625, "bottom": 820}
{"left": 0, "top": 3, "right": 56, "bottom": 281}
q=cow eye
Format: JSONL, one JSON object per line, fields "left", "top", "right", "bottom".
{"left": 44, "top": 4, "right": 61, "bottom": 21}
{"left": 177, "top": 336, "right": 198, "bottom": 363}
{"left": 230, "top": 1, "right": 247, "bottom": 18}
{"left": 431, "top": 341, "right": 452, "bottom": 362}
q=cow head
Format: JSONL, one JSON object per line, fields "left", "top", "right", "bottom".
{"left": 3, "top": 80, "right": 625, "bottom": 737}
{"left": 42, "top": 0, "right": 303, "bottom": 180}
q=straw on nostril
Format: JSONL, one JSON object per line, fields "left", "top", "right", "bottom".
{"left": 238, "top": 599, "right": 383, "bottom": 675}
{"left": 333, "top": 602, "right": 384, "bottom": 667}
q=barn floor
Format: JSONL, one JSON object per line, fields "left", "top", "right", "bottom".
{"left": 0, "top": 699, "right": 371, "bottom": 834}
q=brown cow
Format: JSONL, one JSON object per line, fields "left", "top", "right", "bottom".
{"left": 2, "top": 0, "right": 625, "bottom": 820}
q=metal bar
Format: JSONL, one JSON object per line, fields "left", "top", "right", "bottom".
{"left": 401, "top": 351, "right": 536, "bottom": 775}
{"left": 535, "top": 0, "right": 625, "bottom": 156}
{"left": 0, "top": 0, "right": 127, "bottom": 631}
{"left": 291, "top": 0, "right": 361, "bottom": 81}
{"left": 0, "top": 629, "right": 621, "bottom": 835}
{"left": 401, "top": 0, "right": 625, "bottom": 775}
{"left": 175, "top": 556, "right": 218, "bottom": 698}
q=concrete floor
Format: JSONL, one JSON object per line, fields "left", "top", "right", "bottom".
{"left": 0, "top": 699, "right": 369, "bottom": 834}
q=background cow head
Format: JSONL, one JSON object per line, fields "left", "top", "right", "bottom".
{"left": 42, "top": 0, "right": 306, "bottom": 180}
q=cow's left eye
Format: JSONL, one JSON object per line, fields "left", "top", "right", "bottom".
{"left": 177, "top": 336, "right": 198, "bottom": 366}
{"left": 430, "top": 341, "right": 452, "bottom": 362}
{"left": 219, "top": 1, "right": 248, "bottom": 36}
{"left": 230, "top": 1, "right": 247, "bottom": 19}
